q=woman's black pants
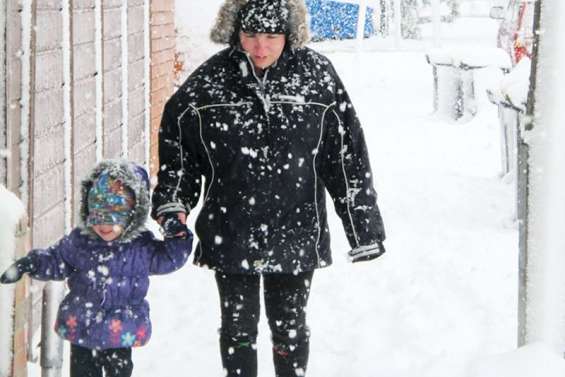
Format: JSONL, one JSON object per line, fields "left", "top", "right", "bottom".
{"left": 215, "top": 271, "right": 314, "bottom": 377}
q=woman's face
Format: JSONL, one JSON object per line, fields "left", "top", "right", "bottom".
{"left": 239, "top": 32, "right": 286, "bottom": 70}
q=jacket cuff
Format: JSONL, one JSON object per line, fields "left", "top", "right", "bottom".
{"left": 155, "top": 202, "right": 189, "bottom": 218}
{"left": 347, "top": 242, "right": 385, "bottom": 261}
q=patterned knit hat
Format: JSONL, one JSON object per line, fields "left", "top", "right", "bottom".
{"left": 87, "top": 171, "right": 135, "bottom": 227}
{"left": 238, "top": 0, "right": 290, "bottom": 34}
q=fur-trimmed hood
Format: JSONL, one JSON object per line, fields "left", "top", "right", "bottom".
{"left": 210, "top": 0, "right": 310, "bottom": 49}
{"left": 78, "top": 160, "right": 150, "bottom": 242}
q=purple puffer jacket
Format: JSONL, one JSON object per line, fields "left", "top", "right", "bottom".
{"left": 26, "top": 160, "right": 192, "bottom": 350}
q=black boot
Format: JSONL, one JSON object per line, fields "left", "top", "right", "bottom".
{"left": 272, "top": 327, "right": 310, "bottom": 377}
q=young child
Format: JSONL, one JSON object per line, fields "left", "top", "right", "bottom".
{"left": 0, "top": 159, "right": 193, "bottom": 377}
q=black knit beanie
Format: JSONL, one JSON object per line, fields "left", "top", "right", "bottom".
{"left": 238, "top": 0, "right": 290, "bottom": 34}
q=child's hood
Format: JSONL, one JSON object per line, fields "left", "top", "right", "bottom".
{"left": 78, "top": 159, "right": 151, "bottom": 242}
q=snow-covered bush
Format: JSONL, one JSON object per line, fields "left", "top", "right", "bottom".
{"left": 0, "top": 185, "right": 26, "bottom": 377}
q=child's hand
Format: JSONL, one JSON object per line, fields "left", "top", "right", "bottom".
{"left": 0, "top": 256, "right": 35, "bottom": 284}
{"left": 159, "top": 212, "right": 189, "bottom": 239}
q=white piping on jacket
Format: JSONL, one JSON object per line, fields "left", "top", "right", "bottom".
{"left": 171, "top": 102, "right": 251, "bottom": 212}
{"left": 312, "top": 102, "right": 336, "bottom": 266}
{"left": 197, "top": 102, "right": 253, "bottom": 111}
{"left": 270, "top": 99, "right": 337, "bottom": 267}
{"left": 186, "top": 101, "right": 252, "bottom": 264}
{"left": 181, "top": 98, "right": 351, "bottom": 269}
{"left": 192, "top": 102, "right": 254, "bottom": 203}
{"left": 269, "top": 100, "right": 330, "bottom": 108}
{"left": 331, "top": 109, "right": 360, "bottom": 248}
{"left": 190, "top": 104, "right": 215, "bottom": 205}
{"left": 173, "top": 106, "right": 192, "bottom": 203}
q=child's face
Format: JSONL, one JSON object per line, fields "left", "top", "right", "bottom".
{"left": 92, "top": 224, "right": 124, "bottom": 241}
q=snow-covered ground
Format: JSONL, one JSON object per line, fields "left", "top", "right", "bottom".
{"left": 25, "top": 7, "right": 565, "bottom": 377}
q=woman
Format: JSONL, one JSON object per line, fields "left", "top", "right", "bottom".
{"left": 152, "top": 0, "right": 386, "bottom": 376}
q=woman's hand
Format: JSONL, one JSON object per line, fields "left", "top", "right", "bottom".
{"left": 348, "top": 242, "right": 385, "bottom": 263}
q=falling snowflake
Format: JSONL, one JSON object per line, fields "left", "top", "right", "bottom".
{"left": 97, "top": 265, "right": 109, "bottom": 276}
{"left": 241, "top": 259, "right": 250, "bottom": 270}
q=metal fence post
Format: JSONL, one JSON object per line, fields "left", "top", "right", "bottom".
{"left": 40, "top": 282, "right": 65, "bottom": 377}
{"left": 516, "top": 115, "right": 529, "bottom": 346}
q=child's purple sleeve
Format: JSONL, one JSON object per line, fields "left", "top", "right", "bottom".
{"left": 27, "top": 235, "right": 75, "bottom": 281}
{"left": 146, "top": 232, "right": 192, "bottom": 275}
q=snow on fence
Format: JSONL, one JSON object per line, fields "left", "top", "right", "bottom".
{"left": 426, "top": 46, "right": 511, "bottom": 122}
{"left": 486, "top": 57, "right": 531, "bottom": 176}
{"left": 485, "top": 57, "right": 531, "bottom": 345}
{"left": 0, "top": 186, "right": 26, "bottom": 377}
{"left": 121, "top": 0, "right": 129, "bottom": 158}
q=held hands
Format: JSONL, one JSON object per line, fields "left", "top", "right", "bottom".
{"left": 348, "top": 242, "right": 385, "bottom": 263}
{"left": 0, "top": 256, "right": 35, "bottom": 284}
{"left": 158, "top": 212, "right": 190, "bottom": 239}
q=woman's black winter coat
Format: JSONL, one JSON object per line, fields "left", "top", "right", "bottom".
{"left": 152, "top": 46, "right": 385, "bottom": 274}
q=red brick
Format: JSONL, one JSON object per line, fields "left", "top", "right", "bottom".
{"left": 151, "top": 0, "right": 175, "bottom": 13}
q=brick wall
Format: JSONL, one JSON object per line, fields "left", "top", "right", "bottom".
{"left": 149, "top": 0, "right": 176, "bottom": 177}
{"left": 5, "top": 1, "right": 23, "bottom": 198}
{"left": 127, "top": 0, "right": 149, "bottom": 163}
{"left": 102, "top": 0, "right": 124, "bottom": 159}
{"left": 33, "top": 0, "right": 67, "bottom": 249}
{"left": 3, "top": 0, "right": 178, "bottom": 375}
{"left": 72, "top": 0, "right": 98, "bottom": 220}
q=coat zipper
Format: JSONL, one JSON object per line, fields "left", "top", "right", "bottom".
{"left": 245, "top": 54, "right": 271, "bottom": 114}
{"left": 245, "top": 54, "right": 275, "bottom": 248}
{"left": 244, "top": 54, "right": 274, "bottom": 156}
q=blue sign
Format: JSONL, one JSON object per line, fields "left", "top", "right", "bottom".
{"left": 306, "top": 0, "right": 375, "bottom": 41}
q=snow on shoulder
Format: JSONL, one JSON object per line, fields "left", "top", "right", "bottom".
{"left": 468, "top": 342, "right": 565, "bottom": 377}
